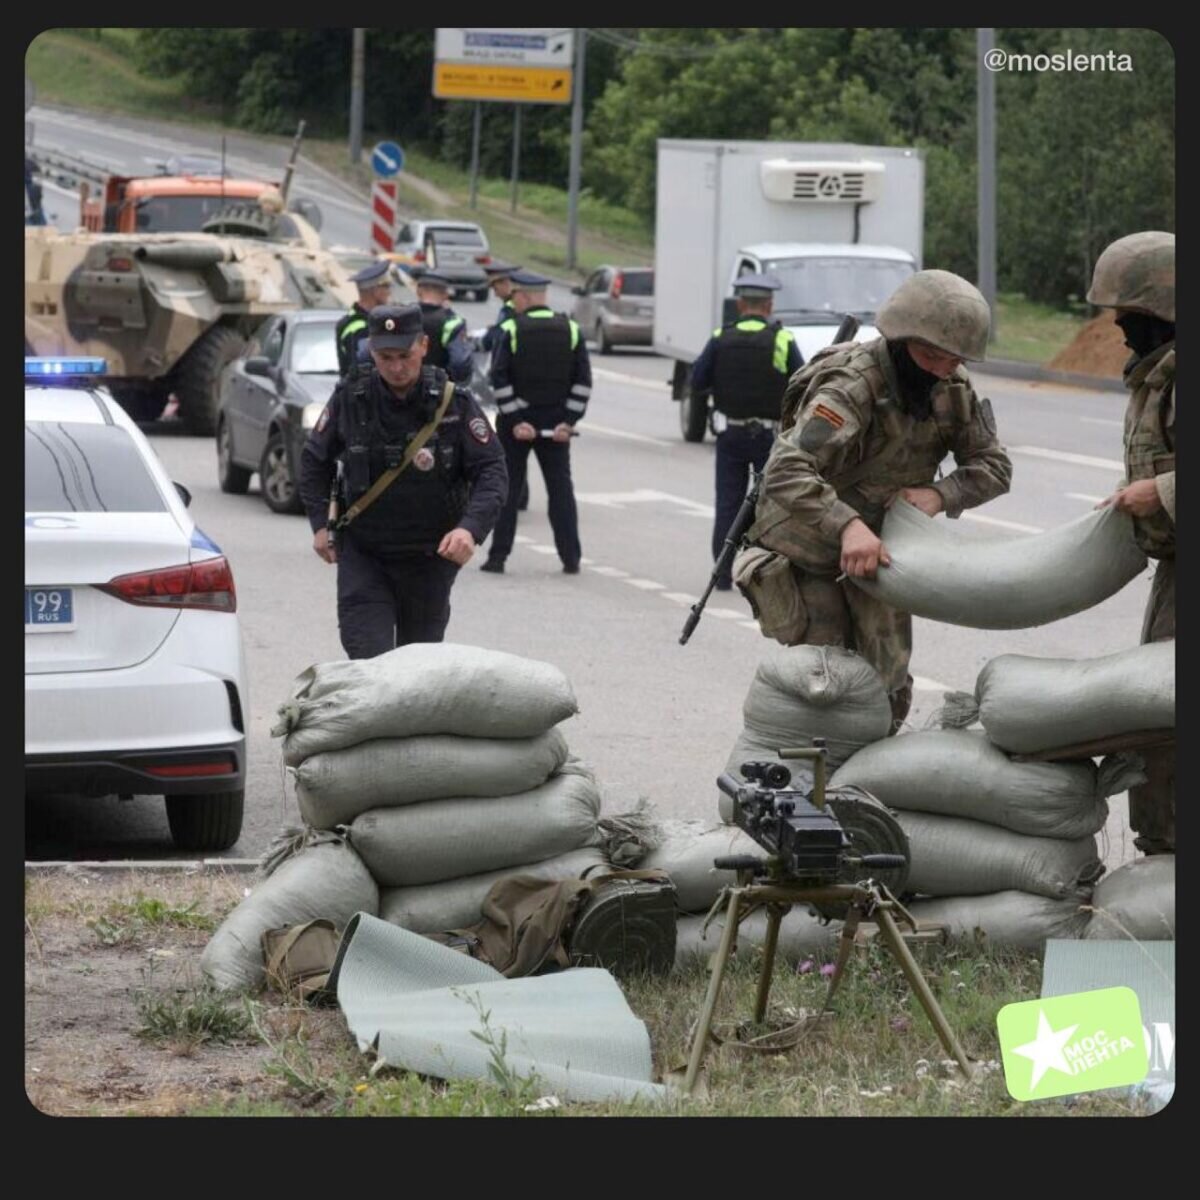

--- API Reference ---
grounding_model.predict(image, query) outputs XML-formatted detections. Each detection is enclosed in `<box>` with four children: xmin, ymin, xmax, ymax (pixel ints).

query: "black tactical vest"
<box><xmin>712</xmin><ymin>319</ymin><xmax>788</xmax><ymax>420</ymax></box>
<box><xmin>510</xmin><ymin>312</ymin><xmax>574</xmax><ymax>408</ymax></box>
<box><xmin>338</xmin><ymin>367</ymin><xmax>467</xmax><ymax>555</ymax></box>
<box><xmin>419</xmin><ymin>304</ymin><xmax>460</xmax><ymax>373</ymax></box>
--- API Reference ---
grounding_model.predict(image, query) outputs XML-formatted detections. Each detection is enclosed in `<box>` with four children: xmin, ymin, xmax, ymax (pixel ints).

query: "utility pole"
<box><xmin>469</xmin><ymin>102</ymin><xmax>482</xmax><ymax>209</ymax></box>
<box><xmin>349</xmin><ymin>27</ymin><xmax>365</xmax><ymax>165</ymax></box>
<box><xmin>977</xmin><ymin>28</ymin><xmax>997</xmax><ymax>341</ymax></box>
<box><xmin>566</xmin><ymin>27</ymin><xmax>587</xmax><ymax>271</ymax></box>
<box><xmin>510</xmin><ymin>104</ymin><xmax>522</xmax><ymax>214</ymax></box>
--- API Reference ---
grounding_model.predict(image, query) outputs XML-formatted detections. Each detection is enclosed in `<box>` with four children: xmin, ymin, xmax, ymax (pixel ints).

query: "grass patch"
<box><xmin>992</xmin><ymin>293</ymin><xmax>1090</xmax><ymax>364</ymax></box>
<box><xmin>134</xmin><ymin>973</ymin><xmax>252</xmax><ymax>1050</ymax></box>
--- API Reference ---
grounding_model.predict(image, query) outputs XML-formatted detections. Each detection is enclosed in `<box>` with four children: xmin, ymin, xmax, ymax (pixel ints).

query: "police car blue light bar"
<box><xmin>24</xmin><ymin>356</ymin><xmax>109</xmax><ymax>377</ymax></box>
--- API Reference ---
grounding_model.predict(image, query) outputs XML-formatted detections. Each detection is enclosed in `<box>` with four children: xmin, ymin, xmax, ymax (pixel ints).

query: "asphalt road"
<box><xmin>24</xmin><ymin>108</ymin><xmax>1148</xmax><ymax>871</ymax></box>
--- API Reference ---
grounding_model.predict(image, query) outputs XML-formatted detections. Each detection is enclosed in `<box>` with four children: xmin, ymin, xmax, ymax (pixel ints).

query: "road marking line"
<box><xmin>739</xmin><ymin>621</ymin><xmax>761</xmax><ymax>631</ymax></box>
<box><xmin>662</xmin><ymin>592</ymin><xmax>699</xmax><ymax>604</ymax></box>
<box><xmin>913</xmin><ymin>676</ymin><xmax>952</xmax><ymax>693</ymax></box>
<box><xmin>583</xmin><ymin>422</ymin><xmax>676</xmax><ymax>447</ymax></box>
<box><xmin>579</xmin><ymin>557</ymin><xmax>596</xmax><ymax>565</ymax></box>
<box><xmin>624</xmin><ymin>578</ymin><xmax>665</xmax><ymax>590</ymax></box>
<box><xmin>588</xmin><ymin>565</ymin><xmax>629</xmax><ymax>578</ymax></box>
<box><xmin>528</xmin><ymin>545</ymin><xmax>557</xmax><ymax>555</ymax></box>
<box><xmin>960</xmin><ymin>512</ymin><xmax>1044</xmax><ymax>534</ymax></box>
<box><xmin>704</xmin><ymin>607</ymin><xmax>749</xmax><ymax>620</ymax></box>
<box><xmin>592</xmin><ymin>367</ymin><xmax>667</xmax><ymax>392</ymax></box>
<box><xmin>1010</xmin><ymin>445</ymin><xmax>1124</xmax><ymax>471</ymax></box>
<box><xmin>1067</xmin><ymin>492</ymin><xmax>1106</xmax><ymax>504</ymax></box>
<box><xmin>1079</xmin><ymin>416</ymin><xmax>1123</xmax><ymax>427</ymax></box>
<box><xmin>514</xmin><ymin>535</ymin><xmax>535</xmax><ymax>544</ymax></box>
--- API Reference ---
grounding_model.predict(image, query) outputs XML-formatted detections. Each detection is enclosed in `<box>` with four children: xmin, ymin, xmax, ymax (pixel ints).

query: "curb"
<box><xmin>25</xmin><ymin>859</ymin><xmax>260</xmax><ymax>874</ymax></box>
<box><xmin>974</xmin><ymin>359</ymin><xmax>1125</xmax><ymax>393</ymax></box>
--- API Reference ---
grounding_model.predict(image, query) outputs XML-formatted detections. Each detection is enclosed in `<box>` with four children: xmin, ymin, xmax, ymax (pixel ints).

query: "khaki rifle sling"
<box><xmin>336</xmin><ymin>379</ymin><xmax>456</xmax><ymax>530</ymax></box>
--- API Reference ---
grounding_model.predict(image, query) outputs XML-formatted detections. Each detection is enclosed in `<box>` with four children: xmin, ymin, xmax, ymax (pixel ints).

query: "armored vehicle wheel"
<box><xmin>217</xmin><ymin>417</ymin><xmax>252</xmax><ymax>494</ymax></box>
<box><xmin>260</xmin><ymin>430</ymin><xmax>304</xmax><ymax>515</ymax></box>
<box><xmin>679</xmin><ymin>387</ymin><xmax>708</xmax><ymax>442</ymax></box>
<box><xmin>175</xmin><ymin>326</ymin><xmax>249</xmax><ymax>437</ymax></box>
<box><xmin>165</xmin><ymin>790</ymin><xmax>244</xmax><ymax>852</ymax></box>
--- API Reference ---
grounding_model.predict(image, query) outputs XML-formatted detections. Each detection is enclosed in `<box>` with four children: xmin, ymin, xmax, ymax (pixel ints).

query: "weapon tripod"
<box><xmin>682</xmin><ymin>867</ymin><xmax>976</xmax><ymax>1095</ymax></box>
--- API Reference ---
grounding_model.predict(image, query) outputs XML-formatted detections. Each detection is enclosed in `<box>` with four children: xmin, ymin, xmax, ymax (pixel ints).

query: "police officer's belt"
<box><xmin>725</xmin><ymin>417</ymin><xmax>779</xmax><ymax>431</ymax></box>
<box><xmin>333</xmin><ymin>380</ymin><xmax>456</xmax><ymax>532</ymax></box>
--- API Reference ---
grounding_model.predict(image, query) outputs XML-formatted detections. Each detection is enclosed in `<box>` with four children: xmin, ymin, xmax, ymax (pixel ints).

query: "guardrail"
<box><xmin>27</xmin><ymin>146</ymin><xmax>109</xmax><ymax>189</ymax></box>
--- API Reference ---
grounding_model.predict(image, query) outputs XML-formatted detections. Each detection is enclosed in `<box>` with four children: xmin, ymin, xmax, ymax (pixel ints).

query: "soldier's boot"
<box><xmin>1130</xmin><ymin>745</ymin><xmax>1175</xmax><ymax>856</ymax></box>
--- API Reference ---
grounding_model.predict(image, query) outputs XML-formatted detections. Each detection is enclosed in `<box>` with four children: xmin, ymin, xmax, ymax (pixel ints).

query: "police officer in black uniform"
<box><xmin>335</xmin><ymin>260</ymin><xmax>393</xmax><ymax>378</ymax></box>
<box><xmin>300</xmin><ymin>304</ymin><xmax>508</xmax><ymax>658</ymax></box>
<box><xmin>691</xmin><ymin>272</ymin><xmax>804</xmax><ymax>589</ymax></box>
<box><xmin>480</xmin><ymin>261</ymin><xmax>522</xmax><ymax>358</ymax></box>
<box><xmin>412</xmin><ymin>270</ymin><xmax>474</xmax><ymax>385</ymax></box>
<box><xmin>483</xmin><ymin>270</ymin><xmax>591</xmax><ymax>574</ymax></box>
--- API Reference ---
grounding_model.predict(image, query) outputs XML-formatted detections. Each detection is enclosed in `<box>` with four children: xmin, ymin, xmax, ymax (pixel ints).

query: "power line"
<box><xmin>585</xmin><ymin>28</ymin><xmax>769</xmax><ymax>60</ymax></box>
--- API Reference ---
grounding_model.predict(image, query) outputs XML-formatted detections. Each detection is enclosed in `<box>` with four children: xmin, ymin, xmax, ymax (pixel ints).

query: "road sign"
<box><xmin>371</xmin><ymin>141</ymin><xmax>404</xmax><ymax>178</ymax></box>
<box><xmin>434</xmin><ymin>28</ymin><xmax>574</xmax><ymax>105</ymax></box>
<box><xmin>370</xmin><ymin>180</ymin><xmax>398</xmax><ymax>253</ymax></box>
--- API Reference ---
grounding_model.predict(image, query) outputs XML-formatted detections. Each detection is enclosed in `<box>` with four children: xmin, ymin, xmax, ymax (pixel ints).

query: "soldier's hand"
<box><xmin>438</xmin><ymin>527</ymin><xmax>476</xmax><ymax>566</ymax></box>
<box><xmin>513</xmin><ymin>422</ymin><xmax>537</xmax><ymax>442</ymax></box>
<box><xmin>892</xmin><ymin>486</ymin><xmax>944</xmax><ymax>517</ymax></box>
<box><xmin>314</xmin><ymin>527</ymin><xmax>337</xmax><ymax>564</ymax></box>
<box><xmin>1098</xmin><ymin>479</ymin><xmax>1162</xmax><ymax>518</ymax></box>
<box><xmin>840</xmin><ymin>518</ymin><xmax>891</xmax><ymax>579</ymax></box>
<box><xmin>551</xmin><ymin>422</ymin><xmax>572</xmax><ymax>443</ymax></box>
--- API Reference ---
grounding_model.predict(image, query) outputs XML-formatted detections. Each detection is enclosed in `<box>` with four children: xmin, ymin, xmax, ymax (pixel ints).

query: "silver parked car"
<box><xmin>570</xmin><ymin>266</ymin><xmax>654</xmax><ymax>353</ymax></box>
<box><xmin>389</xmin><ymin>220</ymin><xmax>492</xmax><ymax>300</ymax></box>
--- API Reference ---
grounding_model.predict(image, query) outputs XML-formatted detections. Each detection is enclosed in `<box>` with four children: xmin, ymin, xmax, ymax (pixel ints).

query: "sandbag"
<box><xmin>640</xmin><ymin>822</ymin><xmax>763</xmax><ymax>912</ymax></box>
<box><xmin>294</xmin><ymin>728</ymin><xmax>570</xmax><ymax>829</ymax></box>
<box><xmin>905</xmin><ymin>891</ymin><xmax>1090</xmax><ymax>949</ymax></box>
<box><xmin>850</xmin><ymin>499</ymin><xmax>1147</xmax><ymax>629</ymax></box>
<box><xmin>273</xmin><ymin>643</ymin><xmax>578</xmax><ymax>766</ymax></box>
<box><xmin>675</xmin><ymin>908</ymin><xmax>839</xmax><ymax>968</ymax></box>
<box><xmin>941</xmin><ymin>643</ymin><xmax>1175</xmax><ymax>754</ymax></box>
<box><xmin>896</xmin><ymin>810</ymin><xmax>1103</xmax><ymax>900</ymax></box>
<box><xmin>728</xmin><ymin>646</ymin><xmax>892</xmax><ymax>781</ymax></box>
<box><xmin>200</xmin><ymin>841</ymin><xmax>379</xmax><ymax>992</ymax></box>
<box><xmin>1084</xmin><ymin>855</ymin><xmax>1175</xmax><ymax>940</ymax></box>
<box><xmin>379</xmin><ymin>847</ymin><xmax>608</xmax><ymax>934</ymax></box>
<box><xmin>348</xmin><ymin>763</ymin><xmax>602</xmax><ymax>887</ymax></box>
<box><xmin>830</xmin><ymin>730</ymin><xmax>1137</xmax><ymax>840</ymax></box>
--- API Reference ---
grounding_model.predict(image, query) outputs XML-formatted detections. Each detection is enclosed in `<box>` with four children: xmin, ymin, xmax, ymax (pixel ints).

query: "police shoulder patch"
<box><xmin>468</xmin><ymin>416</ymin><xmax>492</xmax><ymax>444</ymax></box>
<box><xmin>314</xmin><ymin>405</ymin><xmax>331</xmax><ymax>434</ymax></box>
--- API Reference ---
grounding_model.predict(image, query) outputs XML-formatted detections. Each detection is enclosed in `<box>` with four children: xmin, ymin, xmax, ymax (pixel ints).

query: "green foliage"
<box><xmin>134</xmin><ymin>975</ymin><xmax>251</xmax><ymax>1048</ymax></box>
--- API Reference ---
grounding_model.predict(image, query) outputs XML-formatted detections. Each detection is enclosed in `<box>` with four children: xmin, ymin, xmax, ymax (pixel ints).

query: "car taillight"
<box><xmin>97</xmin><ymin>556</ymin><xmax>237</xmax><ymax>613</ymax></box>
<box><xmin>107</xmin><ymin>257</ymin><xmax>133</xmax><ymax>272</ymax></box>
<box><xmin>475</xmin><ymin>254</ymin><xmax>491</xmax><ymax>264</ymax></box>
<box><xmin>412</xmin><ymin>250</ymin><xmax>426</xmax><ymax>262</ymax></box>
<box><xmin>612</xmin><ymin>271</ymin><xmax>624</xmax><ymax>298</ymax></box>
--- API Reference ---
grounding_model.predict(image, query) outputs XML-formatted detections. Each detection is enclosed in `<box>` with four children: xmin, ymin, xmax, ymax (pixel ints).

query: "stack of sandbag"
<box><xmin>721</xmin><ymin>645</ymin><xmax>892</xmax><ymax>816</ymax></box>
<box><xmin>829</xmin><ymin>729</ymin><xmax>1143</xmax><ymax>948</ymax></box>
<box><xmin>639</xmin><ymin>820</ymin><xmax>840</xmax><ymax>968</ymax></box>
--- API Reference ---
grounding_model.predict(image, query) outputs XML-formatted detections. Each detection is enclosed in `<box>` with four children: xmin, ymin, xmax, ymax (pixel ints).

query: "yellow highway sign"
<box><xmin>433</xmin><ymin>62</ymin><xmax>572</xmax><ymax>104</ymax></box>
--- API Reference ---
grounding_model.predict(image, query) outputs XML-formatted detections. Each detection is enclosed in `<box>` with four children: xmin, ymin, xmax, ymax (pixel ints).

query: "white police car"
<box><xmin>25</xmin><ymin>358</ymin><xmax>247</xmax><ymax>851</ymax></box>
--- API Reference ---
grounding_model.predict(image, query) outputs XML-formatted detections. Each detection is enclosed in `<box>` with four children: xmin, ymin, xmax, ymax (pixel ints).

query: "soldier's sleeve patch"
<box><xmin>468</xmin><ymin>416</ymin><xmax>492</xmax><ymax>444</ymax></box>
<box><xmin>811</xmin><ymin>403</ymin><xmax>846</xmax><ymax>429</ymax></box>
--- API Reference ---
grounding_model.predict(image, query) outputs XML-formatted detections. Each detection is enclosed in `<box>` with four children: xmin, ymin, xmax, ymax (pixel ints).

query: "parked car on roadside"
<box><xmin>387</xmin><ymin>219</ymin><xmax>492</xmax><ymax>300</ymax></box>
<box><xmin>570</xmin><ymin>266</ymin><xmax>655</xmax><ymax>353</ymax></box>
<box><xmin>25</xmin><ymin>357</ymin><xmax>247</xmax><ymax>852</ymax></box>
<box><xmin>215</xmin><ymin>310</ymin><xmax>343</xmax><ymax>515</ymax></box>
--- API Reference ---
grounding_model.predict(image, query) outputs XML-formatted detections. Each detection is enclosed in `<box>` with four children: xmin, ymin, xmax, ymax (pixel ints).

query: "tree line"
<box><xmin>131</xmin><ymin>27</ymin><xmax>1174</xmax><ymax>303</ymax></box>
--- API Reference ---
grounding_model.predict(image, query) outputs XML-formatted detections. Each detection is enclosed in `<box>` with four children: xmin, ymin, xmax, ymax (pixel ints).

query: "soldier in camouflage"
<box><xmin>744</xmin><ymin>269</ymin><xmax>1013</xmax><ymax>728</ymax></box>
<box><xmin>1088</xmin><ymin>231</ymin><xmax>1175</xmax><ymax>855</ymax></box>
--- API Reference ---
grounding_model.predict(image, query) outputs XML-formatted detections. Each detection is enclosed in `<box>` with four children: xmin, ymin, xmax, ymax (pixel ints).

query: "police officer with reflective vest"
<box><xmin>691</xmin><ymin>273</ymin><xmax>804</xmax><ymax>589</ymax></box>
<box><xmin>480</xmin><ymin>261</ymin><xmax>522</xmax><ymax>358</ymax></box>
<box><xmin>335</xmin><ymin>260</ymin><xmax>393</xmax><ymax>378</ymax></box>
<box><xmin>299</xmin><ymin>305</ymin><xmax>508</xmax><ymax>658</ymax></box>
<box><xmin>413</xmin><ymin>270</ymin><xmax>474</xmax><ymax>385</ymax></box>
<box><xmin>483</xmin><ymin>270</ymin><xmax>591</xmax><ymax>574</ymax></box>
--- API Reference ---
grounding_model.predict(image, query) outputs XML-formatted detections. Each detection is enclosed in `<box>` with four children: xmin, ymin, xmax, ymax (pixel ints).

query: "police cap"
<box><xmin>350</xmin><ymin>260</ymin><xmax>391</xmax><ymax>286</ymax></box>
<box><xmin>368</xmin><ymin>304</ymin><xmax>424</xmax><ymax>350</ymax></box>
<box><xmin>414</xmin><ymin>270</ymin><xmax>452</xmax><ymax>291</ymax></box>
<box><xmin>509</xmin><ymin>269</ymin><xmax>552</xmax><ymax>291</ymax></box>
<box><xmin>732</xmin><ymin>271</ymin><xmax>782</xmax><ymax>300</ymax></box>
<box><xmin>484</xmin><ymin>260</ymin><xmax>522</xmax><ymax>280</ymax></box>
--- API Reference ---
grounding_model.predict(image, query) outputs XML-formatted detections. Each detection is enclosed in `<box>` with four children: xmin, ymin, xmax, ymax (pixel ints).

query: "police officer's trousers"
<box><xmin>713</xmin><ymin>425</ymin><xmax>775</xmax><ymax>585</ymax></box>
<box><xmin>489</xmin><ymin>429</ymin><xmax>581</xmax><ymax>568</ymax></box>
<box><xmin>336</xmin><ymin>534</ymin><xmax>460</xmax><ymax>659</ymax></box>
<box><xmin>1130</xmin><ymin>557</ymin><xmax>1175</xmax><ymax>854</ymax></box>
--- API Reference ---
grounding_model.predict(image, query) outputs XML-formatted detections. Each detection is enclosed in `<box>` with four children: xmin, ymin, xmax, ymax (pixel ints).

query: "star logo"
<box><xmin>1011</xmin><ymin>1010</ymin><xmax>1079</xmax><ymax>1090</ymax></box>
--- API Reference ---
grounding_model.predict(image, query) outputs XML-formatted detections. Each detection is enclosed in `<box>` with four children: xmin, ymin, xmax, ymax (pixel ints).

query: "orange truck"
<box><xmin>81</xmin><ymin>174</ymin><xmax>275</xmax><ymax>234</ymax></box>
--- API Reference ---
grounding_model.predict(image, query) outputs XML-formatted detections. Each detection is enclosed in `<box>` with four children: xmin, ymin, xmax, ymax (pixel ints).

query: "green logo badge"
<box><xmin>997</xmin><ymin>986</ymin><xmax>1148</xmax><ymax>1101</ymax></box>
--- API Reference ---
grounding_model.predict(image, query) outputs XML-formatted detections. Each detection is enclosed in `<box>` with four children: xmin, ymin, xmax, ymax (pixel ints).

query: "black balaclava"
<box><xmin>1115</xmin><ymin>311</ymin><xmax>1175</xmax><ymax>361</ymax></box>
<box><xmin>886</xmin><ymin>340</ymin><xmax>941</xmax><ymax>421</ymax></box>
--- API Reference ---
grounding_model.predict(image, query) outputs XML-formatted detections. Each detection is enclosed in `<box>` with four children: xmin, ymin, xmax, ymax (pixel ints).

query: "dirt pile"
<box><xmin>1048</xmin><ymin>313</ymin><xmax>1130</xmax><ymax>378</ymax></box>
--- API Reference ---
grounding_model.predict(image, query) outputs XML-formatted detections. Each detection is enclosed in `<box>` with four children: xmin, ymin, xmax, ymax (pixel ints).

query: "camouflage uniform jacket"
<box><xmin>750</xmin><ymin>337</ymin><xmax>1013</xmax><ymax>573</ymax></box>
<box><xmin>1121</xmin><ymin>341</ymin><xmax>1175</xmax><ymax>558</ymax></box>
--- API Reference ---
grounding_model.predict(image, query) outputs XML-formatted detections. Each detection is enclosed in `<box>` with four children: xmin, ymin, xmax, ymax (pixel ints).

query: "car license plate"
<box><xmin>25</xmin><ymin>587</ymin><xmax>74</xmax><ymax>632</ymax></box>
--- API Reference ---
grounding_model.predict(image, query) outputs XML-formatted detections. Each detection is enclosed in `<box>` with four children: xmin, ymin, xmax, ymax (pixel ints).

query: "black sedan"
<box><xmin>215</xmin><ymin>310</ymin><xmax>342</xmax><ymax>514</ymax></box>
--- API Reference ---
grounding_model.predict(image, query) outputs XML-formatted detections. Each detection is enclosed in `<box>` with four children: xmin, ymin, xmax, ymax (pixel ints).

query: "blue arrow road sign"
<box><xmin>371</xmin><ymin>141</ymin><xmax>404</xmax><ymax>178</ymax></box>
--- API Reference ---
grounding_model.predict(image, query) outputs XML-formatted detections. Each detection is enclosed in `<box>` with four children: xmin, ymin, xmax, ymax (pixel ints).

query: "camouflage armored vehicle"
<box><xmin>24</xmin><ymin>211</ymin><xmax>359</xmax><ymax>435</ymax></box>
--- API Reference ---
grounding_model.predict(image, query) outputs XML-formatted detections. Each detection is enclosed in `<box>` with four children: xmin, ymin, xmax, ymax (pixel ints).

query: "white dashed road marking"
<box><xmin>583</xmin><ymin>422</ymin><xmax>675</xmax><ymax>447</ymax></box>
<box><xmin>1066</xmin><ymin>492</ymin><xmax>1106</xmax><ymax>504</ymax></box>
<box><xmin>624</xmin><ymin>578</ymin><xmax>665</xmax><ymax>590</ymax></box>
<box><xmin>588</xmin><ymin>565</ymin><xmax>630</xmax><ymax>578</ymax></box>
<box><xmin>1010</xmin><ymin>445</ymin><xmax>1123</xmax><ymax>472</ymax></box>
<box><xmin>960</xmin><ymin>512</ymin><xmax>1044</xmax><ymax>534</ymax></box>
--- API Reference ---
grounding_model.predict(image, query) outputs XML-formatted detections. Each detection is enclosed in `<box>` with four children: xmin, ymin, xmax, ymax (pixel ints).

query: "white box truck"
<box><xmin>654</xmin><ymin>139</ymin><xmax>925</xmax><ymax>440</ymax></box>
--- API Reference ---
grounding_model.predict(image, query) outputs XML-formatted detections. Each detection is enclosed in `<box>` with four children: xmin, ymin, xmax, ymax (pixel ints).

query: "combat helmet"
<box><xmin>876</xmin><ymin>269</ymin><xmax>991</xmax><ymax>361</ymax></box>
<box><xmin>1086</xmin><ymin>231</ymin><xmax>1175</xmax><ymax>322</ymax></box>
